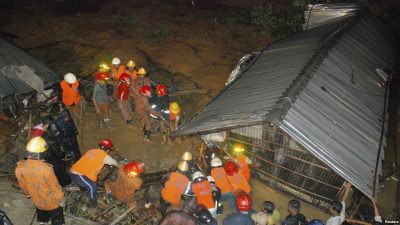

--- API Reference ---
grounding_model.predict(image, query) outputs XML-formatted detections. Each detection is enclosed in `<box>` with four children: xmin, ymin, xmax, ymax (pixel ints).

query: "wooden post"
<box><xmin>109</xmin><ymin>206</ymin><xmax>136</xmax><ymax>225</ymax></box>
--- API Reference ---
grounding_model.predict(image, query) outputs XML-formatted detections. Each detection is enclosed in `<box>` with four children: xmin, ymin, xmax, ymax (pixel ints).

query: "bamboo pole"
<box><xmin>229</xmin><ymin>136</ymin><xmax>308</xmax><ymax>153</ymax></box>
<box><xmin>344</xmin><ymin>218</ymin><xmax>371</xmax><ymax>225</ymax></box>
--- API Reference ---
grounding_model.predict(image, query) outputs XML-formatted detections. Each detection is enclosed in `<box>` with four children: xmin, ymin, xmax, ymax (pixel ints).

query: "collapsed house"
<box><xmin>174</xmin><ymin>5</ymin><xmax>398</xmax><ymax>209</ymax></box>
<box><xmin>0</xmin><ymin>37</ymin><xmax>61</xmax><ymax>119</ymax></box>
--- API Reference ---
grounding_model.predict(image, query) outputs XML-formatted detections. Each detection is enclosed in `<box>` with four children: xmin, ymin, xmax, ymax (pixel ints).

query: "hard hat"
<box><xmin>170</xmin><ymin>102</ymin><xmax>181</xmax><ymax>114</ymax></box>
<box><xmin>210</xmin><ymin>157</ymin><xmax>223</xmax><ymax>167</ymax></box>
<box><xmin>127</xmin><ymin>60</ymin><xmax>136</xmax><ymax>68</ymax></box>
<box><xmin>232</xmin><ymin>143</ymin><xmax>245</xmax><ymax>154</ymax></box>
<box><xmin>177</xmin><ymin>161</ymin><xmax>189</xmax><ymax>172</ymax></box>
<box><xmin>99</xmin><ymin>63</ymin><xmax>110</xmax><ymax>72</ymax></box>
<box><xmin>112</xmin><ymin>57</ymin><xmax>121</xmax><ymax>65</ymax></box>
<box><xmin>156</xmin><ymin>84</ymin><xmax>168</xmax><ymax>97</ymax></box>
<box><xmin>306</xmin><ymin>219</ymin><xmax>324</xmax><ymax>225</ymax></box>
<box><xmin>196</xmin><ymin>204</ymin><xmax>212</xmax><ymax>224</ymax></box>
<box><xmin>139</xmin><ymin>85</ymin><xmax>152</xmax><ymax>96</ymax></box>
<box><xmin>26</xmin><ymin>137</ymin><xmax>48</xmax><ymax>153</ymax></box>
<box><xmin>182</xmin><ymin>151</ymin><xmax>193</xmax><ymax>161</ymax></box>
<box><xmin>99</xmin><ymin>138</ymin><xmax>114</xmax><ymax>151</ymax></box>
<box><xmin>235</xmin><ymin>191</ymin><xmax>252</xmax><ymax>212</ymax></box>
<box><xmin>191</xmin><ymin>171</ymin><xmax>206</xmax><ymax>183</ymax></box>
<box><xmin>124</xmin><ymin>161</ymin><xmax>145</xmax><ymax>178</ymax></box>
<box><xmin>137</xmin><ymin>67</ymin><xmax>147</xmax><ymax>75</ymax></box>
<box><xmin>224</xmin><ymin>160</ymin><xmax>238</xmax><ymax>176</ymax></box>
<box><xmin>64</xmin><ymin>73</ymin><xmax>77</xmax><ymax>84</ymax></box>
<box><xmin>96</xmin><ymin>72</ymin><xmax>110</xmax><ymax>81</ymax></box>
<box><xmin>119</xmin><ymin>73</ymin><xmax>130</xmax><ymax>84</ymax></box>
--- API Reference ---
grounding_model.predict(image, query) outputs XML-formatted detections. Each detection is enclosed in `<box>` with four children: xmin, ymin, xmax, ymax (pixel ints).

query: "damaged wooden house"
<box><xmin>174</xmin><ymin>5</ymin><xmax>398</xmax><ymax>210</ymax></box>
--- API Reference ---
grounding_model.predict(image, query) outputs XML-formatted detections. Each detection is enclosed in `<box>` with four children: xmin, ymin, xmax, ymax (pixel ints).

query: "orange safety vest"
<box><xmin>125</xmin><ymin>68</ymin><xmax>138</xmax><ymax>81</ymax></box>
<box><xmin>15</xmin><ymin>159</ymin><xmax>64</xmax><ymax>211</ymax></box>
<box><xmin>192</xmin><ymin>180</ymin><xmax>214</xmax><ymax>209</ymax></box>
<box><xmin>60</xmin><ymin>80</ymin><xmax>80</xmax><ymax>106</ymax></box>
<box><xmin>237</xmin><ymin>155</ymin><xmax>251</xmax><ymax>181</ymax></box>
<box><xmin>161</xmin><ymin>172</ymin><xmax>189</xmax><ymax>206</ymax></box>
<box><xmin>170</xmin><ymin>111</ymin><xmax>181</xmax><ymax>121</ymax></box>
<box><xmin>112</xmin><ymin>65</ymin><xmax>126</xmax><ymax>81</ymax></box>
<box><xmin>71</xmin><ymin>149</ymin><xmax>107</xmax><ymax>182</ymax></box>
<box><xmin>227</xmin><ymin>170</ymin><xmax>251</xmax><ymax>194</ymax></box>
<box><xmin>211</xmin><ymin>167</ymin><xmax>233</xmax><ymax>194</ymax></box>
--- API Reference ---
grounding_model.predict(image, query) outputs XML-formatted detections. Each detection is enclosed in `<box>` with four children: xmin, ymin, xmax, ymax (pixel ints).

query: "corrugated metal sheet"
<box><xmin>175</xmin><ymin>18</ymin><xmax>347</xmax><ymax>136</ymax></box>
<box><xmin>231</xmin><ymin>125</ymin><xmax>263</xmax><ymax>139</ymax></box>
<box><xmin>304</xmin><ymin>3</ymin><xmax>359</xmax><ymax>30</ymax></box>
<box><xmin>0</xmin><ymin>38</ymin><xmax>60</xmax><ymax>97</ymax></box>
<box><xmin>175</xmin><ymin>9</ymin><xmax>398</xmax><ymax>198</ymax></box>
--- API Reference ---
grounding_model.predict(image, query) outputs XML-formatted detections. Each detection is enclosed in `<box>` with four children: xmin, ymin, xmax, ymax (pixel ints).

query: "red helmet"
<box><xmin>99</xmin><ymin>138</ymin><xmax>113</xmax><ymax>151</ymax></box>
<box><xmin>119</xmin><ymin>73</ymin><xmax>130</xmax><ymax>84</ymax></box>
<box><xmin>124</xmin><ymin>161</ymin><xmax>145</xmax><ymax>178</ymax></box>
<box><xmin>156</xmin><ymin>84</ymin><xmax>168</xmax><ymax>97</ymax></box>
<box><xmin>224</xmin><ymin>160</ymin><xmax>238</xmax><ymax>176</ymax></box>
<box><xmin>140</xmin><ymin>85</ymin><xmax>152</xmax><ymax>96</ymax></box>
<box><xmin>96</xmin><ymin>72</ymin><xmax>110</xmax><ymax>81</ymax></box>
<box><xmin>235</xmin><ymin>191</ymin><xmax>252</xmax><ymax>212</ymax></box>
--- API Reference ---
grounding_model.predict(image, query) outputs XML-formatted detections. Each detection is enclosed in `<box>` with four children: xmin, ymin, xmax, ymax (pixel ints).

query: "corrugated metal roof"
<box><xmin>175</xmin><ymin>9</ymin><xmax>398</xmax><ymax>197</ymax></box>
<box><xmin>0</xmin><ymin>38</ymin><xmax>60</xmax><ymax>97</ymax></box>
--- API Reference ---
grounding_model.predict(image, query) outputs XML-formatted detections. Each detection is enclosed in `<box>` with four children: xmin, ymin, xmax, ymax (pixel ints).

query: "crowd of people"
<box><xmin>11</xmin><ymin>59</ymin><xmax>387</xmax><ymax>225</ymax></box>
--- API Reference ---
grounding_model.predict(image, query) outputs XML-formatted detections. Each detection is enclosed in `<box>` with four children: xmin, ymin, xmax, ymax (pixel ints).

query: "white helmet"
<box><xmin>211</xmin><ymin>157</ymin><xmax>223</xmax><ymax>167</ymax></box>
<box><xmin>112</xmin><ymin>57</ymin><xmax>121</xmax><ymax>65</ymax></box>
<box><xmin>64</xmin><ymin>73</ymin><xmax>77</xmax><ymax>84</ymax></box>
<box><xmin>191</xmin><ymin>171</ymin><xmax>205</xmax><ymax>182</ymax></box>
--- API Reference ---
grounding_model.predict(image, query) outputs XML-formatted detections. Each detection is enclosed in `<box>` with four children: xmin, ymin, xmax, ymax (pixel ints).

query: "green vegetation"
<box><xmin>142</xmin><ymin>27</ymin><xmax>174</xmax><ymax>41</ymax></box>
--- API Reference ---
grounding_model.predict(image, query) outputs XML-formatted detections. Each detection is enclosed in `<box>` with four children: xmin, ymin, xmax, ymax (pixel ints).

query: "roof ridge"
<box><xmin>264</xmin><ymin>10</ymin><xmax>363</xmax><ymax>125</ymax></box>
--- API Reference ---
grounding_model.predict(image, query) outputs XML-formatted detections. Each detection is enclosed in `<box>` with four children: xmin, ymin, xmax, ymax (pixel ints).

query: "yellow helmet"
<box><xmin>232</xmin><ymin>143</ymin><xmax>245</xmax><ymax>155</ymax></box>
<box><xmin>127</xmin><ymin>60</ymin><xmax>136</xmax><ymax>68</ymax></box>
<box><xmin>177</xmin><ymin>161</ymin><xmax>189</xmax><ymax>172</ymax></box>
<box><xmin>182</xmin><ymin>151</ymin><xmax>192</xmax><ymax>161</ymax></box>
<box><xmin>170</xmin><ymin>102</ymin><xmax>181</xmax><ymax>114</ymax></box>
<box><xmin>137</xmin><ymin>67</ymin><xmax>147</xmax><ymax>75</ymax></box>
<box><xmin>99</xmin><ymin>63</ymin><xmax>110</xmax><ymax>72</ymax></box>
<box><xmin>26</xmin><ymin>137</ymin><xmax>48</xmax><ymax>153</ymax></box>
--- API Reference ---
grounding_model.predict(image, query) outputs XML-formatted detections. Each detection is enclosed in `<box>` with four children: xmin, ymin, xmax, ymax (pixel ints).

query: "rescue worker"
<box><xmin>104</xmin><ymin>161</ymin><xmax>144</xmax><ymax>207</ymax></box>
<box><xmin>15</xmin><ymin>137</ymin><xmax>65</xmax><ymax>225</ymax></box>
<box><xmin>149</xmin><ymin>84</ymin><xmax>170</xmax><ymax>141</ymax></box>
<box><xmin>191</xmin><ymin>171</ymin><xmax>215</xmax><ymax>214</ymax></box>
<box><xmin>182</xmin><ymin>151</ymin><xmax>200</xmax><ymax>174</ymax></box>
<box><xmin>139</xmin><ymin>85</ymin><xmax>162</xmax><ymax>141</ymax></box>
<box><xmin>161</xmin><ymin>161</ymin><xmax>190</xmax><ymax>215</ymax></box>
<box><xmin>117</xmin><ymin>73</ymin><xmax>134</xmax><ymax>125</ymax></box>
<box><xmin>93</xmin><ymin>72</ymin><xmax>111</xmax><ymax>128</ymax></box>
<box><xmin>132</xmin><ymin>68</ymin><xmax>151</xmax><ymax>134</ymax></box>
<box><xmin>224</xmin><ymin>160</ymin><xmax>251</xmax><ymax>194</ymax></box>
<box><xmin>222</xmin><ymin>191</ymin><xmax>255</xmax><ymax>225</ymax></box>
<box><xmin>263</xmin><ymin>201</ymin><xmax>281</xmax><ymax>225</ymax></box>
<box><xmin>125</xmin><ymin>60</ymin><xmax>138</xmax><ymax>81</ymax></box>
<box><xmin>111</xmin><ymin>57</ymin><xmax>125</xmax><ymax>99</ymax></box>
<box><xmin>232</xmin><ymin>143</ymin><xmax>252</xmax><ymax>181</ymax></box>
<box><xmin>196</xmin><ymin>204</ymin><xmax>218</xmax><ymax>225</ymax></box>
<box><xmin>169</xmin><ymin>102</ymin><xmax>181</xmax><ymax>132</ymax></box>
<box><xmin>51</xmin><ymin>103</ymin><xmax>81</xmax><ymax>160</ymax></box>
<box><xmin>69</xmin><ymin>138</ymin><xmax>118</xmax><ymax>214</ymax></box>
<box><xmin>60</xmin><ymin>72</ymin><xmax>80</xmax><ymax>116</ymax></box>
<box><xmin>210</xmin><ymin>157</ymin><xmax>235</xmax><ymax>211</ymax></box>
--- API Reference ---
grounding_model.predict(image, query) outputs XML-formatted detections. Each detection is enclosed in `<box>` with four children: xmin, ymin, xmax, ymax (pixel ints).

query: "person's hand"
<box><xmin>343</xmin><ymin>182</ymin><xmax>352</xmax><ymax>189</ymax></box>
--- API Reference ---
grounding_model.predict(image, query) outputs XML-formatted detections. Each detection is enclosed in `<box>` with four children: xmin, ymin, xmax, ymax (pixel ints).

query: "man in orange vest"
<box><xmin>104</xmin><ymin>161</ymin><xmax>144</xmax><ymax>207</ymax></box>
<box><xmin>125</xmin><ymin>60</ymin><xmax>138</xmax><ymax>81</ymax></box>
<box><xmin>60</xmin><ymin>72</ymin><xmax>80</xmax><ymax>116</ymax></box>
<box><xmin>161</xmin><ymin>161</ymin><xmax>190</xmax><ymax>215</ymax></box>
<box><xmin>191</xmin><ymin>171</ymin><xmax>215</xmax><ymax>215</ymax></box>
<box><xmin>15</xmin><ymin>137</ymin><xmax>65</xmax><ymax>225</ymax></box>
<box><xmin>210</xmin><ymin>157</ymin><xmax>236</xmax><ymax>211</ymax></box>
<box><xmin>224</xmin><ymin>160</ymin><xmax>251</xmax><ymax>194</ymax></box>
<box><xmin>69</xmin><ymin>138</ymin><xmax>118</xmax><ymax>214</ymax></box>
<box><xmin>169</xmin><ymin>102</ymin><xmax>181</xmax><ymax>132</ymax></box>
<box><xmin>232</xmin><ymin>143</ymin><xmax>252</xmax><ymax>181</ymax></box>
<box><xmin>111</xmin><ymin>57</ymin><xmax>125</xmax><ymax>99</ymax></box>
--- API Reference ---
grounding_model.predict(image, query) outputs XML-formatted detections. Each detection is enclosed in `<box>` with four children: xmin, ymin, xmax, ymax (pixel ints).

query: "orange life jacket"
<box><xmin>60</xmin><ymin>80</ymin><xmax>80</xmax><ymax>106</ymax></box>
<box><xmin>125</xmin><ymin>68</ymin><xmax>138</xmax><ymax>81</ymax></box>
<box><xmin>161</xmin><ymin>172</ymin><xmax>189</xmax><ymax>205</ymax></box>
<box><xmin>192</xmin><ymin>180</ymin><xmax>214</xmax><ymax>209</ymax></box>
<box><xmin>227</xmin><ymin>170</ymin><xmax>251</xmax><ymax>194</ymax></box>
<box><xmin>170</xmin><ymin>111</ymin><xmax>181</xmax><ymax>121</ymax></box>
<box><xmin>112</xmin><ymin>65</ymin><xmax>125</xmax><ymax>81</ymax></box>
<box><xmin>237</xmin><ymin>155</ymin><xmax>251</xmax><ymax>181</ymax></box>
<box><xmin>15</xmin><ymin>159</ymin><xmax>64</xmax><ymax>211</ymax></box>
<box><xmin>71</xmin><ymin>149</ymin><xmax>107</xmax><ymax>182</ymax></box>
<box><xmin>211</xmin><ymin>167</ymin><xmax>233</xmax><ymax>194</ymax></box>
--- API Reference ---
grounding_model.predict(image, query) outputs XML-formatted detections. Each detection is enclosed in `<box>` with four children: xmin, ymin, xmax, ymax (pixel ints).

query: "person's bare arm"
<box><xmin>341</xmin><ymin>182</ymin><xmax>352</xmax><ymax>202</ymax></box>
<box><xmin>372</xmin><ymin>197</ymin><xmax>380</xmax><ymax>217</ymax></box>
